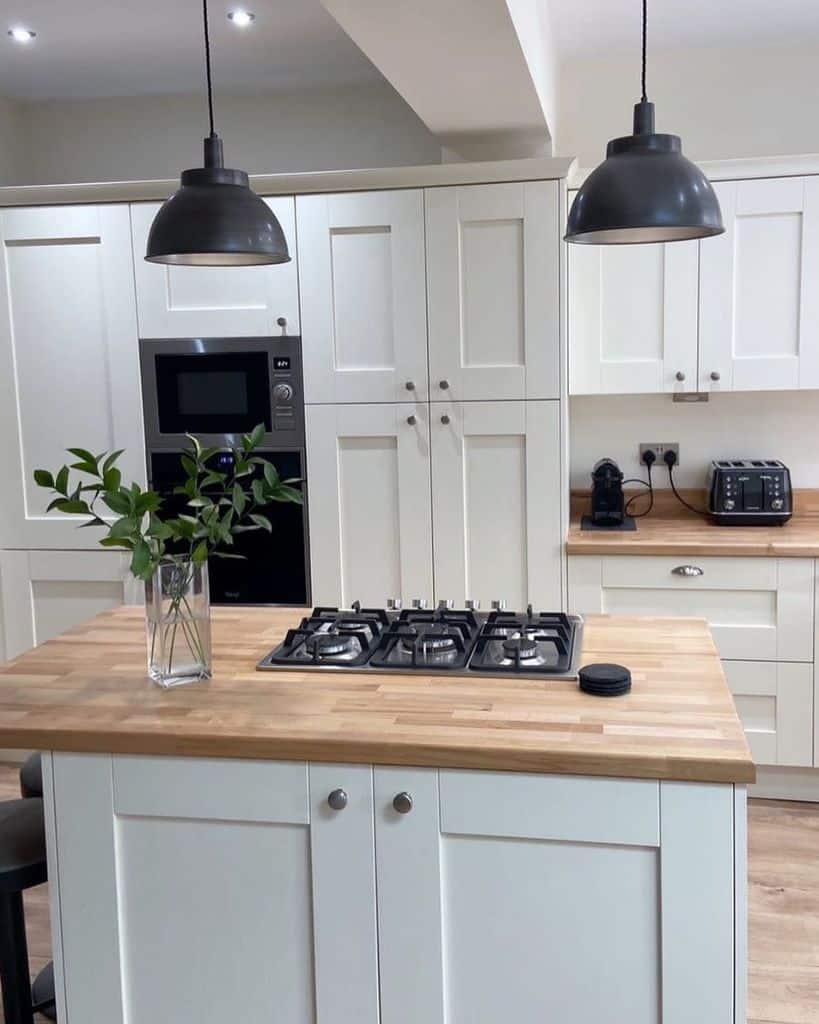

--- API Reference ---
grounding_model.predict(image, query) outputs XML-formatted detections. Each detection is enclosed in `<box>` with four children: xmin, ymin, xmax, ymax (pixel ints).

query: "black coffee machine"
<box><xmin>586</xmin><ymin>458</ymin><xmax>627</xmax><ymax>528</ymax></box>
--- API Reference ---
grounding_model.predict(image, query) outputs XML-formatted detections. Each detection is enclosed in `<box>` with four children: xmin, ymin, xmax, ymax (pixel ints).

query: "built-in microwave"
<box><xmin>138</xmin><ymin>336</ymin><xmax>310</xmax><ymax>606</ymax></box>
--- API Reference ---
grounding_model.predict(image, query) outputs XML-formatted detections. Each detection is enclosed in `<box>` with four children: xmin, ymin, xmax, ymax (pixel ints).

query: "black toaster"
<box><xmin>706</xmin><ymin>460</ymin><xmax>792</xmax><ymax>526</ymax></box>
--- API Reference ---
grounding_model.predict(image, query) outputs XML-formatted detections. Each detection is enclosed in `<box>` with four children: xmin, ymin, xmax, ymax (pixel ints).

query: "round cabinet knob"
<box><xmin>710</xmin><ymin>371</ymin><xmax>721</xmax><ymax>382</ymax></box>
<box><xmin>407</xmin><ymin>414</ymin><xmax>417</xmax><ymax>426</ymax></box>
<box><xmin>771</xmin><ymin>498</ymin><xmax>784</xmax><ymax>511</ymax></box>
<box><xmin>439</xmin><ymin>379</ymin><xmax>450</xmax><ymax>390</ymax></box>
<box><xmin>440</xmin><ymin>414</ymin><xmax>450</xmax><ymax>425</ymax></box>
<box><xmin>405</xmin><ymin>380</ymin><xmax>416</xmax><ymax>391</ymax></box>
<box><xmin>393</xmin><ymin>792</ymin><xmax>413</xmax><ymax>814</ymax></box>
<box><xmin>273</xmin><ymin>382</ymin><xmax>294</xmax><ymax>401</ymax></box>
<box><xmin>675</xmin><ymin>371</ymin><xmax>686</xmax><ymax>382</ymax></box>
<box><xmin>327</xmin><ymin>788</ymin><xmax>348</xmax><ymax>811</ymax></box>
<box><xmin>276</xmin><ymin>316</ymin><xmax>287</xmax><ymax>328</ymax></box>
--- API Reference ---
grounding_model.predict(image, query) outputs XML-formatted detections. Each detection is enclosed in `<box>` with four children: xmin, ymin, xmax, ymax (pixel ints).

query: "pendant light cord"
<box><xmin>202</xmin><ymin>0</ymin><xmax>215</xmax><ymax>136</ymax></box>
<box><xmin>641</xmin><ymin>0</ymin><xmax>647</xmax><ymax>102</ymax></box>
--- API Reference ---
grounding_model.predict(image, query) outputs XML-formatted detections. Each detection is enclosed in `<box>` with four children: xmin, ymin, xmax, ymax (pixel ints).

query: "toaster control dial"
<box><xmin>723</xmin><ymin>499</ymin><xmax>735</xmax><ymax>511</ymax></box>
<box><xmin>771</xmin><ymin>498</ymin><xmax>784</xmax><ymax>511</ymax></box>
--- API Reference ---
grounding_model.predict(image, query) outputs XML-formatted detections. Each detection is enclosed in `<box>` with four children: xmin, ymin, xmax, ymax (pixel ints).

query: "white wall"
<box><xmin>558</xmin><ymin>46</ymin><xmax>819</xmax><ymax>167</ymax></box>
<box><xmin>0</xmin><ymin>97</ymin><xmax>26</xmax><ymax>185</ymax></box>
<box><xmin>14</xmin><ymin>81</ymin><xmax>441</xmax><ymax>185</ymax></box>
<box><xmin>570</xmin><ymin>392</ymin><xmax>819</xmax><ymax>491</ymax></box>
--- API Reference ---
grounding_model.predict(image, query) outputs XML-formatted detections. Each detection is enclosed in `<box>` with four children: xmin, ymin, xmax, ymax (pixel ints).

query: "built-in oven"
<box><xmin>138</xmin><ymin>336</ymin><xmax>309</xmax><ymax>605</ymax></box>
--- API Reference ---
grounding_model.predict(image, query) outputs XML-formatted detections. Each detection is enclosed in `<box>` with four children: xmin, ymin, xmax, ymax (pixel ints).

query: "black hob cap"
<box><xmin>579</xmin><ymin>663</ymin><xmax>632</xmax><ymax>697</ymax></box>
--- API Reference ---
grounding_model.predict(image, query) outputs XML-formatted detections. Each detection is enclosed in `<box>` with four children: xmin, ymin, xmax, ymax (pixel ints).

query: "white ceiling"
<box><xmin>0</xmin><ymin>0</ymin><xmax>382</xmax><ymax>102</ymax></box>
<box><xmin>550</xmin><ymin>0</ymin><xmax>819</xmax><ymax>57</ymax></box>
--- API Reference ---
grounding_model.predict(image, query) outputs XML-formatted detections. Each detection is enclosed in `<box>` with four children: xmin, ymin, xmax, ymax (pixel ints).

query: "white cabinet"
<box><xmin>47</xmin><ymin>754</ymin><xmax>379</xmax><ymax>1024</ymax></box>
<box><xmin>0</xmin><ymin>205</ymin><xmax>145</xmax><ymax>549</ymax></box>
<box><xmin>0</xmin><ymin>550</ymin><xmax>136</xmax><ymax>661</ymax></box>
<box><xmin>431</xmin><ymin>401</ymin><xmax>563</xmax><ymax>609</ymax></box>
<box><xmin>568</xmin><ymin>233</ymin><xmax>699</xmax><ymax>395</ymax></box>
<box><xmin>699</xmin><ymin>177</ymin><xmax>819</xmax><ymax>391</ymax></box>
<box><xmin>305</xmin><ymin>403</ymin><xmax>433</xmax><ymax>607</ymax></box>
<box><xmin>130</xmin><ymin>198</ymin><xmax>300</xmax><ymax>338</ymax></box>
<box><xmin>374</xmin><ymin>767</ymin><xmax>738</xmax><ymax>1024</ymax></box>
<box><xmin>426</xmin><ymin>181</ymin><xmax>560</xmax><ymax>401</ymax></box>
<box><xmin>298</xmin><ymin>190</ymin><xmax>427</xmax><ymax>404</ymax></box>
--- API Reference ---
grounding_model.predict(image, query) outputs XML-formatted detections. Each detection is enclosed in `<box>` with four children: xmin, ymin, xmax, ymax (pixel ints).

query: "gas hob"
<box><xmin>257</xmin><ymin>601</ymin><xmax>584</xmax><ymax>680</ymax></box>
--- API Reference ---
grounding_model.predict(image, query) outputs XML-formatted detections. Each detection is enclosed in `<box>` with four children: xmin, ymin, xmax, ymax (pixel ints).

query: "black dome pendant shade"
<box><xmin>565</xmin><ymin>2</ymin><xmax>723</xmax><ymax>245</ymax></box>
<box><xmin>146</xmin><ymin>1</ymin><xmax>290</xmax><ymax>267</ymax></box>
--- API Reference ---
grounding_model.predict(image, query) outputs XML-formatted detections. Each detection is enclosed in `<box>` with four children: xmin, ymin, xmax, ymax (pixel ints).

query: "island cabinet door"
<box><xmin>297</xmin><ymin>190</ymin><xmax>428</xmax><ymax>404</ymax></box>
<box><xmin>129</xmin><ymin>198</ymin><xmax>300</xmax><ymax>337</ymax></box>
<box><xmin>374</xmin><ymin>769</ymin><xmax>741</xmax><ymax>1024</ymax></box>
<box><xmin>45</xmin><ymin>754</ymin><xmax>380</xmax><ymax>1024</ymax></box>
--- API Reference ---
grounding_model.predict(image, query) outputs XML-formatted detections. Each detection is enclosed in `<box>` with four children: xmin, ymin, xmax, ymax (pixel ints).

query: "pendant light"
<box><xmin>146</xmin><ymin>0</ymin><xmax>290</xmax><ymax>266</ymax></box>
<box><xmin>565</xmin><ymin>0</ymin><xmax>723</xmax><ymax>245</ymax></box>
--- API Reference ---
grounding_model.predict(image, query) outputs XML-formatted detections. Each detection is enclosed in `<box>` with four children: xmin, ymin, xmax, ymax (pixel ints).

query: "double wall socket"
<box><xmin>639</xmin><ymin>443</ymin><xmax>680</xmax><ymax>466</ymax></box>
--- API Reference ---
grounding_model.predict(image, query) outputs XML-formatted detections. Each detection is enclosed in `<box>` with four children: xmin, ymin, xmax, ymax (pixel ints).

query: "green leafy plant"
<box><xmin>33</xmin><ymin>425</ymin><xmax>303</xmax><ymax>680</ymax></box>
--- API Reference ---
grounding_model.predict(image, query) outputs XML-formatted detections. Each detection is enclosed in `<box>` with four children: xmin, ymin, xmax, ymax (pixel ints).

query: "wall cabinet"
<box><xmin>47</xmin><ymin>753</ymin><xmax>744</xmax><ymax>1024</ymax></box>
<box><xmin>568</xmin><ymin>554</ymin><xmax>816</xmax><ymax>766</ymax></box>
<box><xmin>0</xmin><ymin>204</ymin><xmax>145</xmax><ymax>549</ymax></box>
<box><xmin>129</xmin><ymin>199</ymin><xmax>300</xmax><ymax>338</ymax></box>
<box><xmin>426</xmin><ymin>181</ymin><xmax>560</xmax><ymax>401</ymax></box>
<box><xmin>298</xmin><ymin>190</ymin><xmax>428</xmax><ymax>404</ymax></box>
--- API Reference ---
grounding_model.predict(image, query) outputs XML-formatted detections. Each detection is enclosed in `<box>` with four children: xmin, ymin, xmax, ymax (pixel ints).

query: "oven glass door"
<box><xmin>154</xmin><ymin>352</ymin><xmax>272</xmax><ymax>435</ymax></box>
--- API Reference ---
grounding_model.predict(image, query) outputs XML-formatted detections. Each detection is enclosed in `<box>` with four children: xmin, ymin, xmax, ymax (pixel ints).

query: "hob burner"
<box><xmin>307</xmin><ymin>633</ymin><xmax>356</xmax><ymax>657</ymax></box>
<box><xmin>502</xmin><ymin>636</ymin><xmax>539</xmax><ymax>660</ymax></box>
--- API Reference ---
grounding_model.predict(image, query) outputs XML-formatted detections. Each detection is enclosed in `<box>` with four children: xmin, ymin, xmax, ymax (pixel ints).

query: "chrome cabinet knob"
<box><xmin>412</xmin><ymin>598</ymin><xmax>428</xmax><ymax>610</ymax></box>
<box><xmin>407</xmin><ymin>414</ymin><xmax>417</xmax><ymax>425</ymax></box>
<box><xmin>675</xmin><ymin>371</ymin><xmax>686</xmax><ymax>382</ymax></box>
<box><xmin>393</xmin><ymin>792</ymin><xmax>413</xmax><ymax>814</ymax></box>
<box><xmin>671</xmin><ymin>565</ymin><xmax>704</xmax><ymax>577</ymax></box>
<box><xmin>439</xmin><ymin>379</ymin><xmax>450</xmax><ymax>390</ymax></box>
<box><xmin>440</xmin><ymin>414</ymin><xmax>450</xmax><ymax>425</ymax></box>
<box><xmin>327</xmin><ymin>789</ymin><xmax>348</xmax><ymax>811</ymax></box>
<box><xmin>710</xmin><ymin>371</ymin><xmax>721</xmax><ymax>381</ymax></box>
<box><xmin>405</xmin><ymin>380</ymin><xmax>416</xmax><ymax>391</ymax></box>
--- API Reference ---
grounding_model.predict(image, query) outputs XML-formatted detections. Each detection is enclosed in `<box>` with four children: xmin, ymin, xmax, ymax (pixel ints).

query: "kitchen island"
<box><xmin>0</xmin><ymin>606</ymin><xmax>753</xmax><ymax>1024</ymax></box>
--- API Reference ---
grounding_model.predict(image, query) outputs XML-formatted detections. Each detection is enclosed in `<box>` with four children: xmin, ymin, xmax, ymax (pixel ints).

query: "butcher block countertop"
<box><xmin>0</xmin><ymin>605</ymin><xmax>753</xmax><ymax>784</ymax></box>
<box><xmin>567</xmin><ymin>489</ymin><xmax>819</xmax><ymax>558</ymax></box>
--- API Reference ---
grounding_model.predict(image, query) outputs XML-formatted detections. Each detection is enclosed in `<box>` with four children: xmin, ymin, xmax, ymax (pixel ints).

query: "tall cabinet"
<box><xmin>302</xmin><ymin>178</ymin><xmax>567</xmax><ymax>610</ymax></box>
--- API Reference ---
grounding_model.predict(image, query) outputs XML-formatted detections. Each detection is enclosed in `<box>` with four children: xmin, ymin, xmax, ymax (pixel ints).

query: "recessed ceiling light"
<box><xmin>227</xmin><ymin>10</ymin><xmax>255</xmax><ymax>27</ymax></box>
<box><xmin>8</xmin><ymin>26</ymin><xmax>36</xmax><ymax>43</ymax></box>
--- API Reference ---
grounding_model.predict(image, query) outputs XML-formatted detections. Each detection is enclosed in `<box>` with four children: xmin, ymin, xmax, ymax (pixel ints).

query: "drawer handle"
<box><xmin>671</xmin><ymin>565</ymin><xmax>704</xmax><ymax>577</ymax></box>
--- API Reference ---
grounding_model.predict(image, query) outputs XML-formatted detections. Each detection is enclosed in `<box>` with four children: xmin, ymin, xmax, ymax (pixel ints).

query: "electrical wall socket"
<box><xmin>639</xmin><ymin>443</ymin><xmax>680</xmax><ymax>467</ymax></box>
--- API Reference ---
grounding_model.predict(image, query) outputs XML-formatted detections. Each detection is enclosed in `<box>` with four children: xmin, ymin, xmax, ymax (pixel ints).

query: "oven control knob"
<box><xmin>723</xmin><ymin>499</ymin><xmax>735</xmax><ymax>511</ymax></box>
<box><xmin>273</xmin><ymin>383</ymin><xmax>294</xmax><ymax>402</ymax></box>
<box><xmin>771</xmin><ymin>498</ymin><xmax>784</xmax><ymax>511</ymax></box>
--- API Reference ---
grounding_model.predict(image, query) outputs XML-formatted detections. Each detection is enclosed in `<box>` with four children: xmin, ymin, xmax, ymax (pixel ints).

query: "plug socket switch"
<box><xmin>639</xmin><ymin>443</ymin><xmax>680</xmax><ymax>468</ymax></box>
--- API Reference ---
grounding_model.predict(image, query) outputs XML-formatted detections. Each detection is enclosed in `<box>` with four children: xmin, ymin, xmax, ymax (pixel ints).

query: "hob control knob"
<box><xmin>491</xmin><ymin>599</ymin><xmax>507</xmax><ymax>611</ymax></box>
<box><xmin>723</xmin><ymin>499</ymin><xmax>735</xmax><ymax>511</ymax></box>
<box><xmin>273</xmin><ymin>382</ymin><xmax>294</xmax><ymax>401</ymax></box>
<box><xmin>412</xmin><ymin>598</ymin><xmax>428</xmax><ymax>610</ymax></box>
<box><xmin>771</xmin><ymin>498</ymin><xmax>784</xmax><ymax>511</ymax></box>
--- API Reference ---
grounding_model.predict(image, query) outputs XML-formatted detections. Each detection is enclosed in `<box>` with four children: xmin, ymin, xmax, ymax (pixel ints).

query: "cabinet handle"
<box><xmin>671</xmin><ymin>565</ymin><xmax>704</xmax><ymax>577</ymax></box>
<box><xmin>439</xmin><ymin>379</ymin><xmax>450</xmax><ymax>390</ymax></box>
<box><xmin>440</xmin><ymin>414</ymin><xmax>450</xmax><ymax>425</ymax></box>
<box><xmin>404</xmin><ymin>380</ymin><xmax>416</xmax><ymax>391</ymax></box>
<box><xmin>327</xmin><ymin>788</ymin><xmax>348</xmax><ymax>811</ymax></box>
<box><xmin>710</xmin><ymin>371</ymin><xmax>721</xmax><ymax>382</ymax></box>
<box><xmin>393</xmin><ymin>792</ymin><xmax>413</xmax><ymax>814</ymax></box>
<box><xmin>406</xmin><ymin>414</ymin><xmax>417</xmax><ymax>426</ymax></box>
<box><xmin>675</xmin><ymin>371</ymin><xmax>686</xmax><ymax>382</ymax></box>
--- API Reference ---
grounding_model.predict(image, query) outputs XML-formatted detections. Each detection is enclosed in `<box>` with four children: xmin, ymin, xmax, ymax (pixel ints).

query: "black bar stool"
<box><xmin>0</xmin><ymin>798</ymin><xmax>47</xmax><ymax>1024</ymax></box>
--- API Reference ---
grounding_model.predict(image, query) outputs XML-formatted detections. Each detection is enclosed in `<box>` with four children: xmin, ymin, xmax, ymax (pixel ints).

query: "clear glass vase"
<box><xmin>145</xmin><ymin>559</ymin><xmax>212</xmax><ymax>688</ymax></box>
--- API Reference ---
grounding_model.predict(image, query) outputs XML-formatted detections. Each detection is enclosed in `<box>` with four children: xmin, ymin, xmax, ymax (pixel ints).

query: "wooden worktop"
<box><xmin>0</xmin><ymin>605</ymin><xmax>754</xmax><ymax>784</ymax></box>
<box><xmin>567</xmin><ymin>489</ymin><xmax>819</xmax><ymax>558</ymax></box>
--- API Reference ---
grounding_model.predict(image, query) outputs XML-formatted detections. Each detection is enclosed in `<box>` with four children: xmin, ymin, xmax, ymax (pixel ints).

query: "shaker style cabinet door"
<box><xmin>568</xmin><ymin>217</ymin><xmax>699</xmax><ymax>395</ymax></box>
<box><xmin>0</xmin><ymin>204</ymin><xmax>145</xmax><ymax>549</ymax></box>
<box><xmin>699</xmin><ymin>176</ymin><xmax>819</xmax><ymax>391</ymax></box>
<box><xmin>130</xmin><ymin>198</ymin><xmax>299</xmax><ymax>338</ymax></box>
<box><xmin>297</xmin><ymin>190</ymin><xmax>428</xmax><ymax>404</ymax></box>
<box><xmin>426</xmin><ymin>181</ymin><xmax>560</xmax><ymax>401</ymax></box>
<box><xmin>430</xmin><ymin>401</ymin><xmax>563</xmax><ymax>610</ymax></box>
<box><xmin>46</xmin><ymin>755</ymin><xmax>380</xmax><ymax>1024</ymax></box>
<box><xmin>306</xmin><ymin>403</ymin><xmax>433</xmax><ymax>607</ymax></box>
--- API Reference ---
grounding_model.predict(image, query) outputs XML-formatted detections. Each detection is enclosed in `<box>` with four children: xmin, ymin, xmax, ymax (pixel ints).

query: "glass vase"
<box><xmin>145</xmin><ymin>558</ymin><xmax>212</xmax><ymax>688</ymax></box>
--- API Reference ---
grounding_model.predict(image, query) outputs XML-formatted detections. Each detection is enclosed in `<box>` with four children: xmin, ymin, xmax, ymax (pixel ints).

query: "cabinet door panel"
<box><xmin>699</xmin><ymin>176</ymin><xmax>819</xmax><ymax>390</ymax></box>
<box><xmin>724</xmin><ymin>660</ymin><xmax>813</xmax><ymax>767</ymax></box>
<box><xmin>130</xmin><ymin>199</ymin><xmax>299</xmax><ymax>337</ymax></box>
<box><xmin>431</xmin><ymin>401</ymin><xmax>563</xmax><ymax>609</ymax></box>
<box><xmin>569</xmin><ymin>226</ymin><xmax>698</xmax><ymax>394</ymax></box>
<box><xmin>306</xmin><ymin>403</ymin><xmax>433</xmax><ymax>606</ymax></box>
<box><xmin>0</xmin><ymin>205</ymin><xmax>144</xmax><ymax>549</ymax></box>
<box><xmin>426</xmin><ymin>182</ymin><xmax>560</xmax><ymax>401</ymax></box>
<box><xmin>298</xmin><ymin>191</ymin><xmax>427</xmax><ymax>403</ymax></box>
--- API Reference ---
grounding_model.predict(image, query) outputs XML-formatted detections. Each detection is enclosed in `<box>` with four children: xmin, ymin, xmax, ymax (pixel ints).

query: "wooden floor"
<box><xmin>0</xmin><ymin>766</ymin><xmax>816</xmax><ymax>1022</ymax></box>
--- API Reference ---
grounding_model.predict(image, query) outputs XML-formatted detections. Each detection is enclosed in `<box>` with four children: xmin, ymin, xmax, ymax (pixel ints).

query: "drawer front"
<box><xmin>569</xmin><ymin>555</ymin><xmax>814</xmax><ymax>662</ymax></box>
<box><xmin>724</xmin><ymin>661</ymin><xmax>813</xmax><ymax>767</ymax></box>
